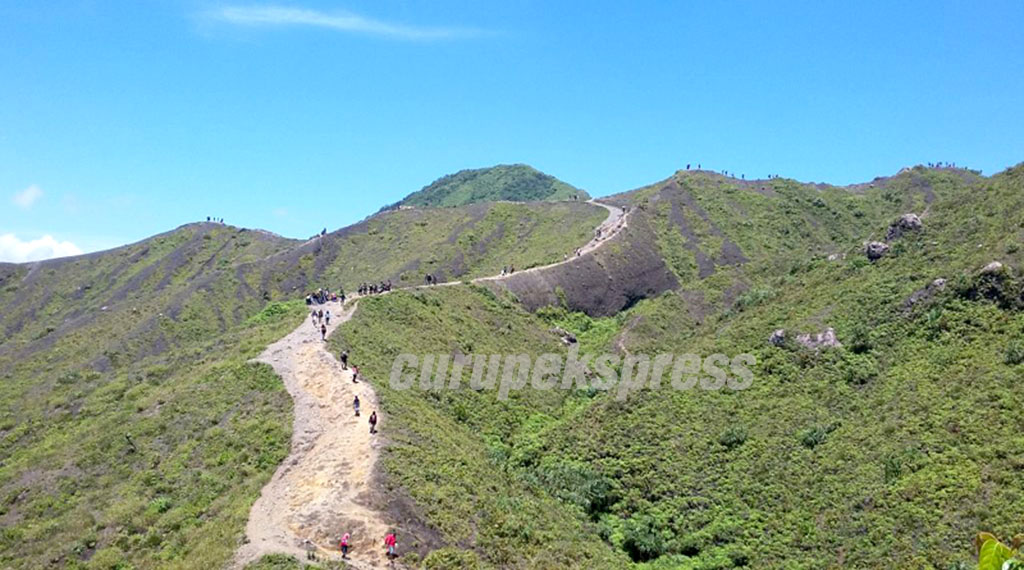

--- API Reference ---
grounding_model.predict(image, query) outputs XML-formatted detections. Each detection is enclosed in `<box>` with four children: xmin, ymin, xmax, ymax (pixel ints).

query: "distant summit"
<box><xmin>383</xmin><ymin>164</ymin><xmax>589</xmax><ymax>211</ymax></box>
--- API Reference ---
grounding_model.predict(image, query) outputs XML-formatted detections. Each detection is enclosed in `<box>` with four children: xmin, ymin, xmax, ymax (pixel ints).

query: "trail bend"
<box><xmin>232</xmin><ymin>199</ymin><xmax>628</xmax><ymax>568</ymax></box>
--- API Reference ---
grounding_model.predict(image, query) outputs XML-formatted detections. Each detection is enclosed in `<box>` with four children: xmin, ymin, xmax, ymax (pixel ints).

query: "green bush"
<box><xmin>1005</xmin><ymin>340</ymin><xmax>1024</xmax><ymax>365</ymax></box>
<box><xmin>422</xmin><ymin>547</ymin><xmax>483</xmax><ymax>570</ymax></box>
<box><xmin>718</xmin><ymin>427</ymin><xmax>747</xmax><ymax>450</ymax></box>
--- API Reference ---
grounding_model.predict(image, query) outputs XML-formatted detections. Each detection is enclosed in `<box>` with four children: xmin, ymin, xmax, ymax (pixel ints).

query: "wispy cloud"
<box><xmin>12</xmin><ymin>184</ymin><xmax>43</xmax><ymax>209</ymax></box>
<box><xmin>0</xmin><ymin>233</ymin><xmax>83</xmax><ymax>263</ymax></box>
<box><xmin>210</xmin><ymin>5</ymin><xmax>484</xmax><ymax>40</ymax></box>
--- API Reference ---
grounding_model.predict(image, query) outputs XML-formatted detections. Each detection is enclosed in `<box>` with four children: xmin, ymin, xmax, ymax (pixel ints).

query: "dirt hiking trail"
<box><xmin>233</xmin><ymin>301</ymin><xmax>387</xmax><ymax>569</ymax></box>
<box><xmin>232</xmin><ymin>200</ymin><xmax>628</xmax><ymax>568</ymax></box>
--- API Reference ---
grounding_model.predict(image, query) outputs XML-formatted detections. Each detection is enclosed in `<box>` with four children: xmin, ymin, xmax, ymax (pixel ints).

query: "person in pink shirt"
<box><xmin>339</xmin><ymin>532</ymin><xmax>350</xmax><ymax>559</ymax></box>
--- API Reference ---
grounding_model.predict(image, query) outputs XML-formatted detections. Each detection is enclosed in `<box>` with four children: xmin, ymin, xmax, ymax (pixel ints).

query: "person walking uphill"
<box><xmin>369</xmin><ymin>411</ymin><xmax>378</xmax><ymax>434</ymax></box>
<box><xmin>353</xmin><ymin>395</ymin><xmax>360</xmax><ymax>417</ymax></box>
<box><xmin>384</xmin><ymin>531</ymin><xmax>397</xmax><ymax>562</ymax></box>
<box><xmin>320</xmin><ymin>323</ymin><xmax>327</xmax><ymax>341</ymax></box>
<box><xmin>340</xmin><ymin>350</ymin><xmax>348</xmax><ymax>370</ymax></box>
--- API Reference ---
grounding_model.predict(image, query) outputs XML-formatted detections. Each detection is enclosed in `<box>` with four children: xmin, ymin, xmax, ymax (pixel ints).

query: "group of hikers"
<box><xmin>306</xmin><ymin>287</ymin><xmax>344</xmax><ymax>306</ymax></box>
<box><xmin>684</xmin><ymin>163</ymin><xmax>746</xmax><ymax>178</ymax></box>
<box><xmin>350</xmin><ymin>394</ymin><xmax>378</xmax><ymax>433</ymax></box>
<box><xmin>205</xmin><ymin>216</ymin><xmax>225</xmax><ymax>224</ymax></box>
<box><xmin>334</xmin><ymin>530</ymin><xmax>398</xmax><ymax>562</ymax></box>
<box><xmin>340</xmin><ymin>350</ymin><xmax>376</xmax><ymax>432</ymax></box>
<box><xmin>357</xmin><ymin>281</ymin><xmax>392</xmax><ymax>295</ymax></box>
<box><xmin>499</xmin><ymin>265</ymin><xmax>516</xmax><ymax>276</ymax></box>
<box><xmin>310</xmin><ymin>308</ymin><xmax>332</xmax><ymax>340</ymax></box>
<box><xmin>308</xmin><ymin>529</ymin><xmax>398</xmax><ymax>563</ymax></box>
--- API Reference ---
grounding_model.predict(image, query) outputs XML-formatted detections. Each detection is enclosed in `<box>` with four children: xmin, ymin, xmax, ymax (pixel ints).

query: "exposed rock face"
<box><xmin>886</xmin><ymin>213</ymin><xmax>923</xmax><ymax>241</ymax></box>
<box><xmin>981</xmin><ymin>261</ymin><xmax>1006</xmax><ymax>275</ymax></box>
<box><xmin>903</xmin><ymin>278</ymin><xmax>947</xmax><ymax>309</ymax></box>
<box><xmin>865</xmin><ymin>241</ymin><xmax>890</xmax><ymax>261</ymax></box>
<box><xmin>486</xmin><ymin>210</ymin><xmax>679</xmax><ymax>317</ymax></box>
<box><xmin>768</xmin><ymin>329</ymin><xmax>787</xmax><ymax>346</ymax></box>
<box><xmin>796</xmin><ymin>327</ymin><xmax>841</xmax><ymax>350</ymax></box>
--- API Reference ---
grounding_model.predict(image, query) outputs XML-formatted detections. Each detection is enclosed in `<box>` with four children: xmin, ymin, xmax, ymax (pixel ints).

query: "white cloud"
<box><xmin>12</xmin><ymin>185</ymin><xmax>43</xmax><ymax>209</ymax></box>
<box><xmin>0</xmin><ymin>234</ymin><xmax>83</xmax><ymax>263</ymax></box>
<box><xmin>212</xmin><ymin>5</ymin><xmax>483</xmax><ymax>40</ymax></box>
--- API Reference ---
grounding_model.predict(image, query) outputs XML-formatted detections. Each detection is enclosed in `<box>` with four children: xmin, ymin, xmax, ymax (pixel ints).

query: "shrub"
<box><xmin>1005</xmin><ymin>341</ymin><xmax>1024</xmax><ymax>365</ymax></box>
<box><xmin>799</xmin><ymin>425</ymin><xmax>832</xmax><ymax>449</ymax></box>
<box><xmin>422</xmin><ymin>547</ymin><xmax>482</xmax><ymax>570</ymax></box>
<box><xmin>718</xmin><ymin>427</ymin><xmax>747</xmax><ymax>450</ymax></box>
<box><xmin>847</xmin><ymin>323</ymin><xmax>873</xmax><ymax>354</ymax></box>
<box><xmin>622</xmin><ymin>514</ymin><xmax>669</xmax><ymax>562</ymax></box>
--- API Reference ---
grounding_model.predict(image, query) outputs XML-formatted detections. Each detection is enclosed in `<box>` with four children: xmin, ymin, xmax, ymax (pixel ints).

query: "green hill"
<box><xmin>0</xmin><ymin>202</ymin><xmax>605</xmax><ymax>569</ymax></box>
<box><xmin>2</xmin><ymin>163</ymin><xmax>1022</xmax><ymax>569</ymax></box>
<box><xmin>331</xmin><ymin>165</ymin><xmax>1024</xmax><ymax>569</ymax></box>
<box><xmin>383</xmin><ymin>164</ymin><xmax>590</xmax><ymax>210</ymax></box>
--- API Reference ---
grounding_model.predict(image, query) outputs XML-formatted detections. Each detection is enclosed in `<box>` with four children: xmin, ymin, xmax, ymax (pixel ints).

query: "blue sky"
<box><xmin>1</xmin><ymin>1</ymin><xmax>1022</xmax><ymax>261</ymax></box>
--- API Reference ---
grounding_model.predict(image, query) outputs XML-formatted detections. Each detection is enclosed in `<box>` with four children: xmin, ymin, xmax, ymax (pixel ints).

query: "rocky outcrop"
<box><xmin>768</xmin><ymin>327</ymin><xmax>841</xmax><ymax>350</ymax></box>
<box><xmin>550</xmin><ymin>326</ymin><xmax>578</xmax><ymax>345</ymax></box>
<box><xmin>796</xmin><ymin>327</ymin><xmax>841</xmax><ymax>350</ymax></box>
<box><xmin>903</xmin><ymin>278</ymin><xmax>947</xmax><ymax>309</ymax></box>
<box><xmin>886</xmin><ymin>213</ymin><xmax>923</xmax><ymax>240</ymax></box>
<box><xmin>981</xmin><ymin>261</ymin><xmax>1006</xmax><ymax>275</ymax></box>
<box><xmin>865</xmin><ymin>241</ymin><xmax>890</xmax><ymax>261</ymax></box>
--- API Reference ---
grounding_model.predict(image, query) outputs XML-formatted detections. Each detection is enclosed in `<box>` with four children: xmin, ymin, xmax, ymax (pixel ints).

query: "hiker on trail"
<box><xmin>352</xmin><ymin>366</ymin><xmax>359</xmax><ymax>383</ymax></box>
<box><xmin>325</xmin><ymin>310</ymin><xmax>331</xmax><ymax>325</ymax></box>
<box><xmin>311</xmin><ymin>310</ymin><xmax>318</xmax><ymax>326</ymax></box>
<box><xmin>383</xmin><ymin>531</ymin><xmax>396</xmax><ymax>560</ymax></box>
<box><xmin>425</xmin><ymin>274</ymin><xmax>433</xmax><ymax>286</ymax></box>
<box><xmin>369</xmin><ymin>411</ymin><xmax>378</xmax><ymax>434</ymax></box>
<box><xmin>340</xmin><ymin>532</ymin><xmax>350</xmax><ymax>559</ymax></box>
<box><xmin>321</xmin><ymin>323</ymin><xmax>327</xmax><ymax>341</ymax></box>
<box><xmin>501</xmin><ymin>266</ymin><xmax>507</xmax><ymax>276</ymax></box>
<box><xmin>318</xmin><ymin>309</ymin><xmax>324</xmax><ymax>322</ymax></box>
<box><xmin>340</xmin><ymin>350</ymin><xmax>349</xmax><ymax>370</ymax></box>
<box><xmin>509</xmin><ymin>265</ymin><xmax>515</xmax><ymax>274</ymax></box>
<box><xmin>353</xmin><ymin>395</ymin><xmax>360</xmax><ymax>417</ymax></box>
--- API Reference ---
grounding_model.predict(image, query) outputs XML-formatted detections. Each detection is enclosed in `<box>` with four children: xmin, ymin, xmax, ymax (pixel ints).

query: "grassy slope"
<box><xmin>0</xmin><ymin>203</ymin><xmax>605</xmax><ymax>569</ymax></box>
<box><xmin>540</xmin><ymin>166</ymin><xmax>1024</xmax><ymax>569</ymax></box>
<box><xmin>332</xmin><ymin>286</ymin><xmax>631</xmax><ymax>569</ymax></box>
<box><xmin>289</xmin><ymin>201</ymin><xmax>606</xmax><ymax>289</ymax></box>
<box><xmin>0</xmin><ymin>299</ymin><xmax>304</xmax><ymax>569</ymax></box>
<box><xmin>330</xmin><ymin>166</ymin><xmax>1022</xmax><ymax>569</ymax></box>
<box><xmin>386</xmin><ymin>165</ymin><xmax>589</xmax><ymax>210</ymax></box>
<box><xmin>619</xmin><ymin>168</ymin><xmax>963</xmax><ymax>319</ymax></box>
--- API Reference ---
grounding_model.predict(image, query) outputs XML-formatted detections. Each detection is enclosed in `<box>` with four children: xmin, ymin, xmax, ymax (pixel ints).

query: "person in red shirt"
<box><xmin>384</xmin><ymin>531</ymin><xmax>397</xmax><ymax>560</ymax></box>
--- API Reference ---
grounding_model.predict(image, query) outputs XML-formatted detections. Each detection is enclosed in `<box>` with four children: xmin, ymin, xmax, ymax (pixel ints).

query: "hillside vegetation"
<box><xmin>383</xmin><ymin>164</ymin><xmax>589</xmax><ymax>210</ymax></box>
<box><xmin>0</xmin><ymin>200</ymin><xmax>604</xmax><ymax>569</ymax></box>
<box><xmin>329</xmin><ymin>165</ymin><xmax>1024</xmax><ymax>569</ymax></box>
<box><xmin>1</xmin><ymin>163</ymin><xmax>1021</xmax><ymax>569</ymax></box>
